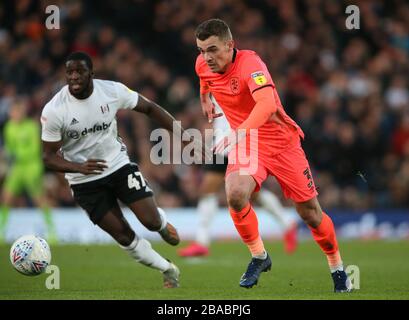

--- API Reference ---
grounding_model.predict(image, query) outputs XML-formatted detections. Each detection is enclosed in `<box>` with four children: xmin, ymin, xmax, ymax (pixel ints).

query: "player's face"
<box><xmin>197</xmin><ymin>36</ymin><xmax>234</xmax><ymax>73</ymax></box>
<box><xmin>65</xmin><ymin>60</ymin><xmax>93</xmax><ymax>98</ymax></box>
<box><xmin>9</xmin><ymin>103</ymin><xmax>26</xmax><ymax>122</ymax></box>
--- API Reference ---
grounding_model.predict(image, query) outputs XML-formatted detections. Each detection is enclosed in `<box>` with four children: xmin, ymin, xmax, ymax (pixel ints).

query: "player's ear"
<box><xmin>226</xmin><ymin>39</ymin><xmax>234</xmax><ymax>51</ymax></box>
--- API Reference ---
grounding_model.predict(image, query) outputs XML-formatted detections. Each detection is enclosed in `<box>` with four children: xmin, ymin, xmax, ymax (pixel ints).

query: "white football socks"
<box><xmin>253</xmin><ymin>251</ymin><xmax>268</xmax><ymax>260</ymax></box>
<box><xmin>157</xmin><ymin>207</ymin><xmax>168</xmax><ymax>231</ymax></box>
<box><xmin>330</xmin><ymin>264</ymin><xmax>344</xmax><ymax>273</ymax></box>
<box><xmin>120</xmin><ymin>236</ymin><xmax>171</xmax><ymax>272</ymax></box>
<box><xmin>257</xmin><ymin>189</ymin><xmax>291</xmax><ymax>230</ymax></box>
<box><xmin>196</xmin><ymin>193</ymin><xmax>218</xmax><ymax>247</ymax></box>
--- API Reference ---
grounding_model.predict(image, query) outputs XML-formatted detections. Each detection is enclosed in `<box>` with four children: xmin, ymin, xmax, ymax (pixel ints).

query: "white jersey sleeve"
<box><xmin>41</xmin><ymin>104</ymin><xmax>63</xmax><ymax>142</ymax></box>
<box><xmin>114</xmin><ymin>82</ymin><xmax>139</xmax><ymax>110</ymax></box>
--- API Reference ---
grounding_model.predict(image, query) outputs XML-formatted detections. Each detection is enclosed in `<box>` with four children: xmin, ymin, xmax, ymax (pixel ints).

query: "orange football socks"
<box><xmin>229</xmin><ymin>203</ymin><xmax>266</xmax><ymax>258</ymax></box>
<box><xmin>309</xmin><ymin>212</ymin><xmax>343</xmax><ymax>272</ymax></box>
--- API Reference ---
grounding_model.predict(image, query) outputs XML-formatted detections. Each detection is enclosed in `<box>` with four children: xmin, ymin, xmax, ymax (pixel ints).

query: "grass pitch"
<box><xmin>0</xmin><ymin>240</ymin><xmax>408</xmax><ymax>300</ymax></box>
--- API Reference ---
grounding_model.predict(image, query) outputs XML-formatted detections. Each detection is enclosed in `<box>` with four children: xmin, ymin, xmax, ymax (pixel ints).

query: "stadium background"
<box><xmin>0</xmin><ymin>0</ymin><xmax>409</xmax><ymax>231</ymax></box>
<box><xmin>0</xmin><ymin>0</ymin><xmax>408</xmax><ymax>301</ymax></box>
<box><xmin>1</xmin><ymin>0</ymin><xmax>409</xmax><ymax>211</ymax></box>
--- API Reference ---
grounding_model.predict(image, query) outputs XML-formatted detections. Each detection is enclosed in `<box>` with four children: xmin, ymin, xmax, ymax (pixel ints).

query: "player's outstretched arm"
<box><xmin>42</xmin><ymin>140</ymin><xmax>107</xmax><ymax>175</ymax></box>
<box><xmin>237</xmin><ymin>86</ymin><xmax>278</xmax><ymax>131</ymax></box>
<box><xmin>133</xmin><ymin>94</ymin><xmax>185</xmax><ymax>136</ymax></box>
<box><xmin>133</xmin><ymin>94</ymin><xmax>211</xmax><ymax>161</ymax></box>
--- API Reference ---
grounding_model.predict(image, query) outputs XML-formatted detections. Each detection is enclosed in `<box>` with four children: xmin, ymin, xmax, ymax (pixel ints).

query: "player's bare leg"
<box><xmin>252</xmin><ymin>190</ymin><xmax>298</xmax><ymax>254</ymax></box>
<box><xmin>295</xmin><ymin>197</ymin><xmax>352</xmax><ymax>292</ymax></box>
<box><xmin>178</xmin><ymin>171</ymin><xmax>224</xmax><ymax>257</ymax></box>
<box><xmin>127</xmin><ymin>196</ymin><xmax>180</xmax><ymax>246</ymax></box>
<box><xmin>226</xmin><ymin>172</ymin><xmax>271</xmax><ymax>288</ymax></box>
<box><xmin>97</xmin><ymin>204</ymin><xmax>179</xmax><ymax>288</ymax></box>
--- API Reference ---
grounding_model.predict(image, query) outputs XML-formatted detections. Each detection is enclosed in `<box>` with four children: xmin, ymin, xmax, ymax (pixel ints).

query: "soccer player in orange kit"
<box><xmin>194</xmin><ymin>19</ymin><xmax>352</xmax><ymax>292</ymax></box>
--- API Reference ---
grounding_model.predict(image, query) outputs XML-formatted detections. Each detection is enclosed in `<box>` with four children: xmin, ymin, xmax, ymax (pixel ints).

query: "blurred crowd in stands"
<box><xmin>0</xmin><ymin>0</ymin><xmax>408</xmax><ymax>209</ymax></box>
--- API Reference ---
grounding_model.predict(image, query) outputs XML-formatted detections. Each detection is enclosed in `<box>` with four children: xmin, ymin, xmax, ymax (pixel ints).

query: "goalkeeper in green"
<box><xmin>0</xmin><ymin>98</ymin><xmax>57</xmax><ymax>244</ymax></box>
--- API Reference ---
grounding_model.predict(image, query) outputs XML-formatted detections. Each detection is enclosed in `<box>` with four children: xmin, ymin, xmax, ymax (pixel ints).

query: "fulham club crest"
<box><xmin>100</xmin><ymin>104</ymin><xmax>110</xmax><ymax>114</ymax></box>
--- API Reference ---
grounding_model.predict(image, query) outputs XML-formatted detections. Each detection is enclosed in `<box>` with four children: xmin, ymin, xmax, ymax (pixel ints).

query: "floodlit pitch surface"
<box><xmin>1</xmin><ymin>241</ymin><xmax>408</xmax><ymax>300</ymax></box>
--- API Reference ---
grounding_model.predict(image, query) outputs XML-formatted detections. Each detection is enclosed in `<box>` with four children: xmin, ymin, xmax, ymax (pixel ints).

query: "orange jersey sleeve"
<box><xmin>237</xmin><ymin>86</ymin><xmax>278</xmax><ymax>131</ymax></box>
<box><xmin>240</xmin><ymin>53</ymin><xmax>275</xmax><ymax>94</ymax></box>
<box><xmin>236</xmin><ymin>54</ymin><xmax>277</xmax><ymax>131</ymax></box>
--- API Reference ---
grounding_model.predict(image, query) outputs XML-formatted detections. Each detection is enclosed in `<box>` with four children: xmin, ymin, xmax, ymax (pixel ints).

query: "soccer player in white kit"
<box><xmin>41</xmin><ymin>52</ymin><xmax>185</xmax><ymax>288</ymax></box>
<box><xmin>178</xmin><ymin>96</ymin><xmax>299</xmax><ymax>257</ymax></box>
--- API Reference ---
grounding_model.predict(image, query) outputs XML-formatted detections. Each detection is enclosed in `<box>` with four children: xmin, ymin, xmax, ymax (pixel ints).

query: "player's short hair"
<box><xmin>65</xmin><ymin>51</ymin><xmax>93</xmax><ymax>70</ymax></box>
<box><xmin>195</xmin><ymin>19</ymin><xmax>233</xmax><ymax>41</ymax></box>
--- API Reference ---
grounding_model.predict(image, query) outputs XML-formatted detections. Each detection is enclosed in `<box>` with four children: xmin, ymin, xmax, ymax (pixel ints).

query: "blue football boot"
<box><xmin>331</xmin><ymin>270</ymin><xmax>353</xmax><ymax>293</ymax></box>
<box><xmin>239</xmin><ymin>253</ymin><xmax>272</xmax><ymax>288</ymax></box>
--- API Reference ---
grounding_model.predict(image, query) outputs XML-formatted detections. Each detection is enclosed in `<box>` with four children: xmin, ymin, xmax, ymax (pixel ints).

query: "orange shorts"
<box><xmin>226</xmin><ymin>139</ymin><xmax>318</xmax><ymax>203</ymax></box>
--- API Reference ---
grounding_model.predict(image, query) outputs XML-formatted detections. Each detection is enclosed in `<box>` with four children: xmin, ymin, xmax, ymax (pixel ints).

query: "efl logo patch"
<box><xmin>251</xmin><ymin>71</ymin><xmax>267</xmax><ymax>85</ymax></box>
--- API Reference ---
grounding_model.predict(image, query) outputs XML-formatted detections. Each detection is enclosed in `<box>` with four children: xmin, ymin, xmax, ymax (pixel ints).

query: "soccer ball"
<box><xmin>10</xmin><ymin>235</ymin><xmax>51</xmax><ymax>276</ymax></box>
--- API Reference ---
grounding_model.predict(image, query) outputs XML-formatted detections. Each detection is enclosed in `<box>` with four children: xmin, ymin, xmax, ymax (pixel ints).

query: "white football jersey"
<box><xmin>41</xmin><ymin>79</ymin><xmax>139</xmax><ymax>185</ymax></box>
